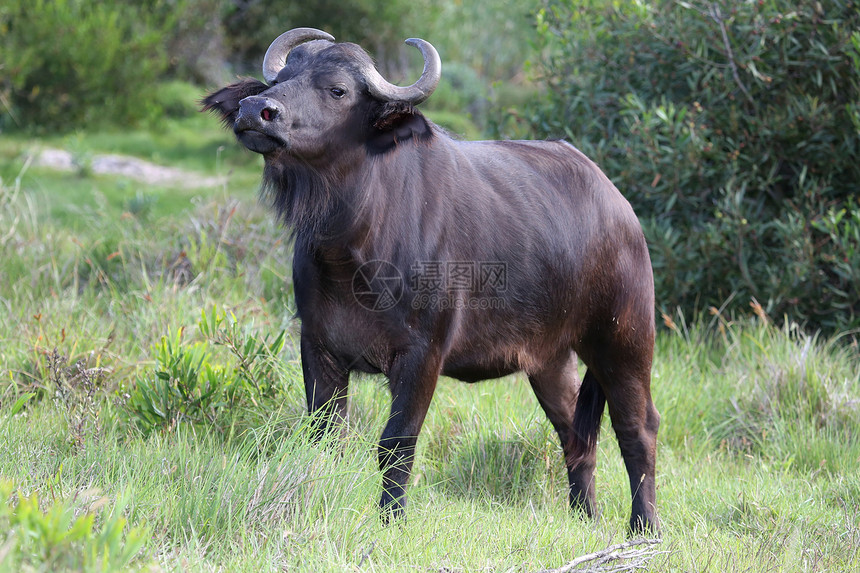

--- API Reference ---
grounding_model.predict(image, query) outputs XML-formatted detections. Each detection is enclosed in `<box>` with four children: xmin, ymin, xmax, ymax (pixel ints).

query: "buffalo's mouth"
<box><xmin>234</xmin><ymin>127</ymin><xmax>285</xmax><ymax>155</ymax></box>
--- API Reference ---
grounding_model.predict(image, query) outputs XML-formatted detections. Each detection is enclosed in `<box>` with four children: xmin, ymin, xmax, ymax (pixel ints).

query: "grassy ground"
<box><xmin>0</xmin><ymin>118</ymin><xmax>858</xmax><ymax>572</ymax></box>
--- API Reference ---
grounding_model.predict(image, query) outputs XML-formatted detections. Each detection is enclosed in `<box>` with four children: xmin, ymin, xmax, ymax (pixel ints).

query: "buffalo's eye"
<box><xmin>329</xmin><ymin>87</ymin><xmax>347</xmax><ymax>99</ymax></box>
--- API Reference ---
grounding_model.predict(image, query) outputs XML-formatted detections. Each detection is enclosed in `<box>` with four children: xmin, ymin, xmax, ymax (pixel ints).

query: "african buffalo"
<box><xmin>204</xmin><ymin>27</ymin><xmax>660</xmax><ymax>534</ymax></box>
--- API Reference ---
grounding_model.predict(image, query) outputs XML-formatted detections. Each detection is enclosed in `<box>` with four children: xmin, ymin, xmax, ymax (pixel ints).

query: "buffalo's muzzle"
<box><xmin>234</xmin><ymin>96</ymin><xmax>285</xmax><ymax>154</ymax></box>
<box><xmin>235</xmin><ymin>96</ymin><xmax>282</xmax><ymax>131</ymax></box>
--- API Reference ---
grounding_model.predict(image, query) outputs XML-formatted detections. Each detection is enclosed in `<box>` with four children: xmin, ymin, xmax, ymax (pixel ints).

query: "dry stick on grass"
<box><xmin>539</xmin><ymin>538</ymin><xmax>665</xmax><ymax>573</ymax></box>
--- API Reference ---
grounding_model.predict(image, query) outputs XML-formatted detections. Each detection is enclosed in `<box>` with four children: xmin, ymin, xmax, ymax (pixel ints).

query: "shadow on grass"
<box><xmin>425</xmin><ymin>429</ymin><xmax>564</xmax><ymax>508</ymax></box>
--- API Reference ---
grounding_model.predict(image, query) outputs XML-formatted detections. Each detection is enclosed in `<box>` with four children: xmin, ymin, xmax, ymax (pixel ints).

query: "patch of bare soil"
<box><xmin>32</xmin><ymin>148</ymin><xmax>227</xmax><ymax>188</ymax></box>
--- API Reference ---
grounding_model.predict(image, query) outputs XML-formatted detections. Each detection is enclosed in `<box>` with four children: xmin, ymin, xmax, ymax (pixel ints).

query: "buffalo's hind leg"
<box><xmin>528</xmin><ymin>352</ymin><xmax>605</xmax><ymax>521</ymax></box>
<box><xmin>591</xmin><ymin>341</ymin><xmax>660</xmax><ymax>535</ymax></box>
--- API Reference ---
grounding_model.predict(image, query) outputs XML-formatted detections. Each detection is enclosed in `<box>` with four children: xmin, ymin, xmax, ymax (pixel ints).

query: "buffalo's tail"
<box><xmin>567</xmin><ymin>369</ymin><xmax>605</xmax><ymax>468</ymax></box>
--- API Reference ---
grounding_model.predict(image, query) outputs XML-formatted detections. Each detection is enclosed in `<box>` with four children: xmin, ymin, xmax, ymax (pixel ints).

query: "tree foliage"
<box><xmin>221</xmin><ymin>0</ymin><xmax>437</xmax><ymax>77</ymax></box>
<box><xmin>0</xmin><ymin>0</ymin><xmax>170</xmax><ymax>132</ymax></box>
<box><xmin>0</xmin><ymin>0</ymin><xmax>533</xmax><ymax>133</ymax></box>
<box><xmin>502</xmin><ymin>0</ymin><xmax>860</xmax><ymax>331</ymax></box>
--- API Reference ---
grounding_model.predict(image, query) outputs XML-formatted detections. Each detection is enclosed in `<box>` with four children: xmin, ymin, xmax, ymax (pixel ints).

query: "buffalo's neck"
<box><xmin>292</xmin><ymin>138</ymin><xmax>452</xmax><ymax>262</ymax></box>
<box><xmin>262</xmin><ymin>150</ymin><xmax>365</xmax><ymax>241</ymax></box>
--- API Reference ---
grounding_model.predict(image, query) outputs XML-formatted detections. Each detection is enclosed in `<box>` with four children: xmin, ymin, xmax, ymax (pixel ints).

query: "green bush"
<box><xmin>0</xmin><ymin>479</ymin><xmax>150</xmax><ymax>571</ymax></box>
<box><xmin>124</xmin><ymin>306</ymin><xmax>288</xmax><ymax>435</ymax></box>
<box><xmin>126</xmin><ymin>329</ymin><xmax>232</xmax><ymax>434</ymax></box>
<box><xmin>504</xmin><ymin>0</ymin><xmax>860</xmax><ymax>331</ymax></box>
<box><xmin>0</xmin><ymin>0</ymin><xmax>168</xmax><ymax>132</ymax></box>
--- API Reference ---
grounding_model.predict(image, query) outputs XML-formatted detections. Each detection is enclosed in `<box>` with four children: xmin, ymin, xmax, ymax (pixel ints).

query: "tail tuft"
<box><xmin>567</xmin><ymin>370</ymin><xmax>606</xmax><ymax>468</ymax></box>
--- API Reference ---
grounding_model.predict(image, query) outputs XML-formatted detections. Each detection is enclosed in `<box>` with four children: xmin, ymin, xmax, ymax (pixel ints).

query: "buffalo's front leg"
<box><xmin>301</xmin><ymin>329</ymin><xmax>349</xmax><ymax>440</ymax></box>
<box><xmin>378</xmin><ymin>347</ymin><xmax>441</xmax><ymax>522</ymax></box>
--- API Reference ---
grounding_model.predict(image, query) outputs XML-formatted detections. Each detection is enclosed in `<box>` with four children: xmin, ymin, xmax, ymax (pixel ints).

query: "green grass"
<box><xmin>0</xmin><ymin>119</ymin><xmax>858</xmax><ymax>571</ymax></box>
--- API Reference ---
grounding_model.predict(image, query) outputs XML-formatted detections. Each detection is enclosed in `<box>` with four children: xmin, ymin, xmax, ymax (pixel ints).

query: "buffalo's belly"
<box><xmin>440</xmin><ymin>326</ymin><xmax>562</xmax><ymax>382</ymax></box>
<box><xmin>440</xmin><ymin>348</ymin><xmax>551</xmax><ymax>382</ymax></box>
<box><xmin>440</xmin><ymin>359</ymin><xmax>520</xmax><ymax>383</ymax></box>
<box><xmin>313</xmin><ymin>311</ymin><xmax>542</xmax><ymax>382</ymax></box>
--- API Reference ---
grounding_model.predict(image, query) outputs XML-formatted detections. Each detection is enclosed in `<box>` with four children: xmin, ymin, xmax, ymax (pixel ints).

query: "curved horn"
<box><xmin>263</xmin><ymin>27</ymin><xmax>335</xmax><ymax>83</ymax></box>
<box><xmin>361</xmin><ymin>38</ymin><xmax>441</xmax><ymax>104</ymax></box>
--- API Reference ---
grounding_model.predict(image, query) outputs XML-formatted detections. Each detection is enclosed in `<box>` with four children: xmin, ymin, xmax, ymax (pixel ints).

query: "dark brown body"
<box><xmin>204</xmin><ymin>32</ymin><xmax>660</xmax><ymax>534</ymax></box>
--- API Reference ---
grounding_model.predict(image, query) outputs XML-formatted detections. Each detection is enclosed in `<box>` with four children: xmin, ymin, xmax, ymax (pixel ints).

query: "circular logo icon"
<box><xmin>352</xmin><ymin>260</ymin><xmax>403</xmax><ymax>312</ymax></box>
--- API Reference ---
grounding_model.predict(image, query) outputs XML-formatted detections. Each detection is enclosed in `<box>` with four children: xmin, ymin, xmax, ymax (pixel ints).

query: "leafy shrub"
<box><xmin>199</xmin><ymin>305</ymin><xmax>288</xmax><ymax>401</ymax></box>
<box><xmin>0</xmin><ymin>0</ymin><xmax>168</xmax><ymax>132</ymax></box>
<box><xmin>124</xmin><ymin>306</ymin><xmax>288</xmax><ymax>434</ymax></box>
<box><xmin>0</xmin><ymin>480</ymin><xmax>150</xmax><ymax>571</ymax></box>
<box><xmin>505</xmin><ymin>0</ymin><xmax>860</xmax><ymax>331</ymax></box>
<box><xmin>125</xmin><ymin>329</ymin><xmax>232</xmax><ymax>433</ymax></box>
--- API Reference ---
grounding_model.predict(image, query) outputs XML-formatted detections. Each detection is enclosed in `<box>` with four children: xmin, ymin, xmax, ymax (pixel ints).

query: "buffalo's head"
<box><xmin>203</xmin><ymin>28</ymin><xmax>441</xmax><ymax>161</ymax></box>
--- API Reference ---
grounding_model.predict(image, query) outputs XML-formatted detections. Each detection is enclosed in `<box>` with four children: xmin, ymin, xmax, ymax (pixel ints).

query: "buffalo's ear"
<box><xmin>368</xmin><ymin>101</ymin><xmax>432</xmax><ymax>153</ymax></box>
<box><xmin>201</xmin><ymin>78</ymin><xmax>268</xmax><ymax>128</ymax></box>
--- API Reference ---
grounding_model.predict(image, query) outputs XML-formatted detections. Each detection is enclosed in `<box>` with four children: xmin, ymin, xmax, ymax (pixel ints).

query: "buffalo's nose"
<box><xmin>235</xmin><ymin>96</ymin><xmax>282</xmax><ymax>130</ymax></box>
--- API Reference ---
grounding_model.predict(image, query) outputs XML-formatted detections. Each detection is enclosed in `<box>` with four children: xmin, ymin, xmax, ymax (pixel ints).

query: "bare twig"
<box><xmin>357</xmin><ymin>540</ymin><xmax>376</xmax><ymax>567</ymax></box>
<box><xmin>539</xmin><ymin>538</ymin><xmax>665</xmax><ymax>573</ymax></box>
<box><xmin>709</xmin><ymin>2</ymin><xmax>756</xmax><ymax>107</ymax></box>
